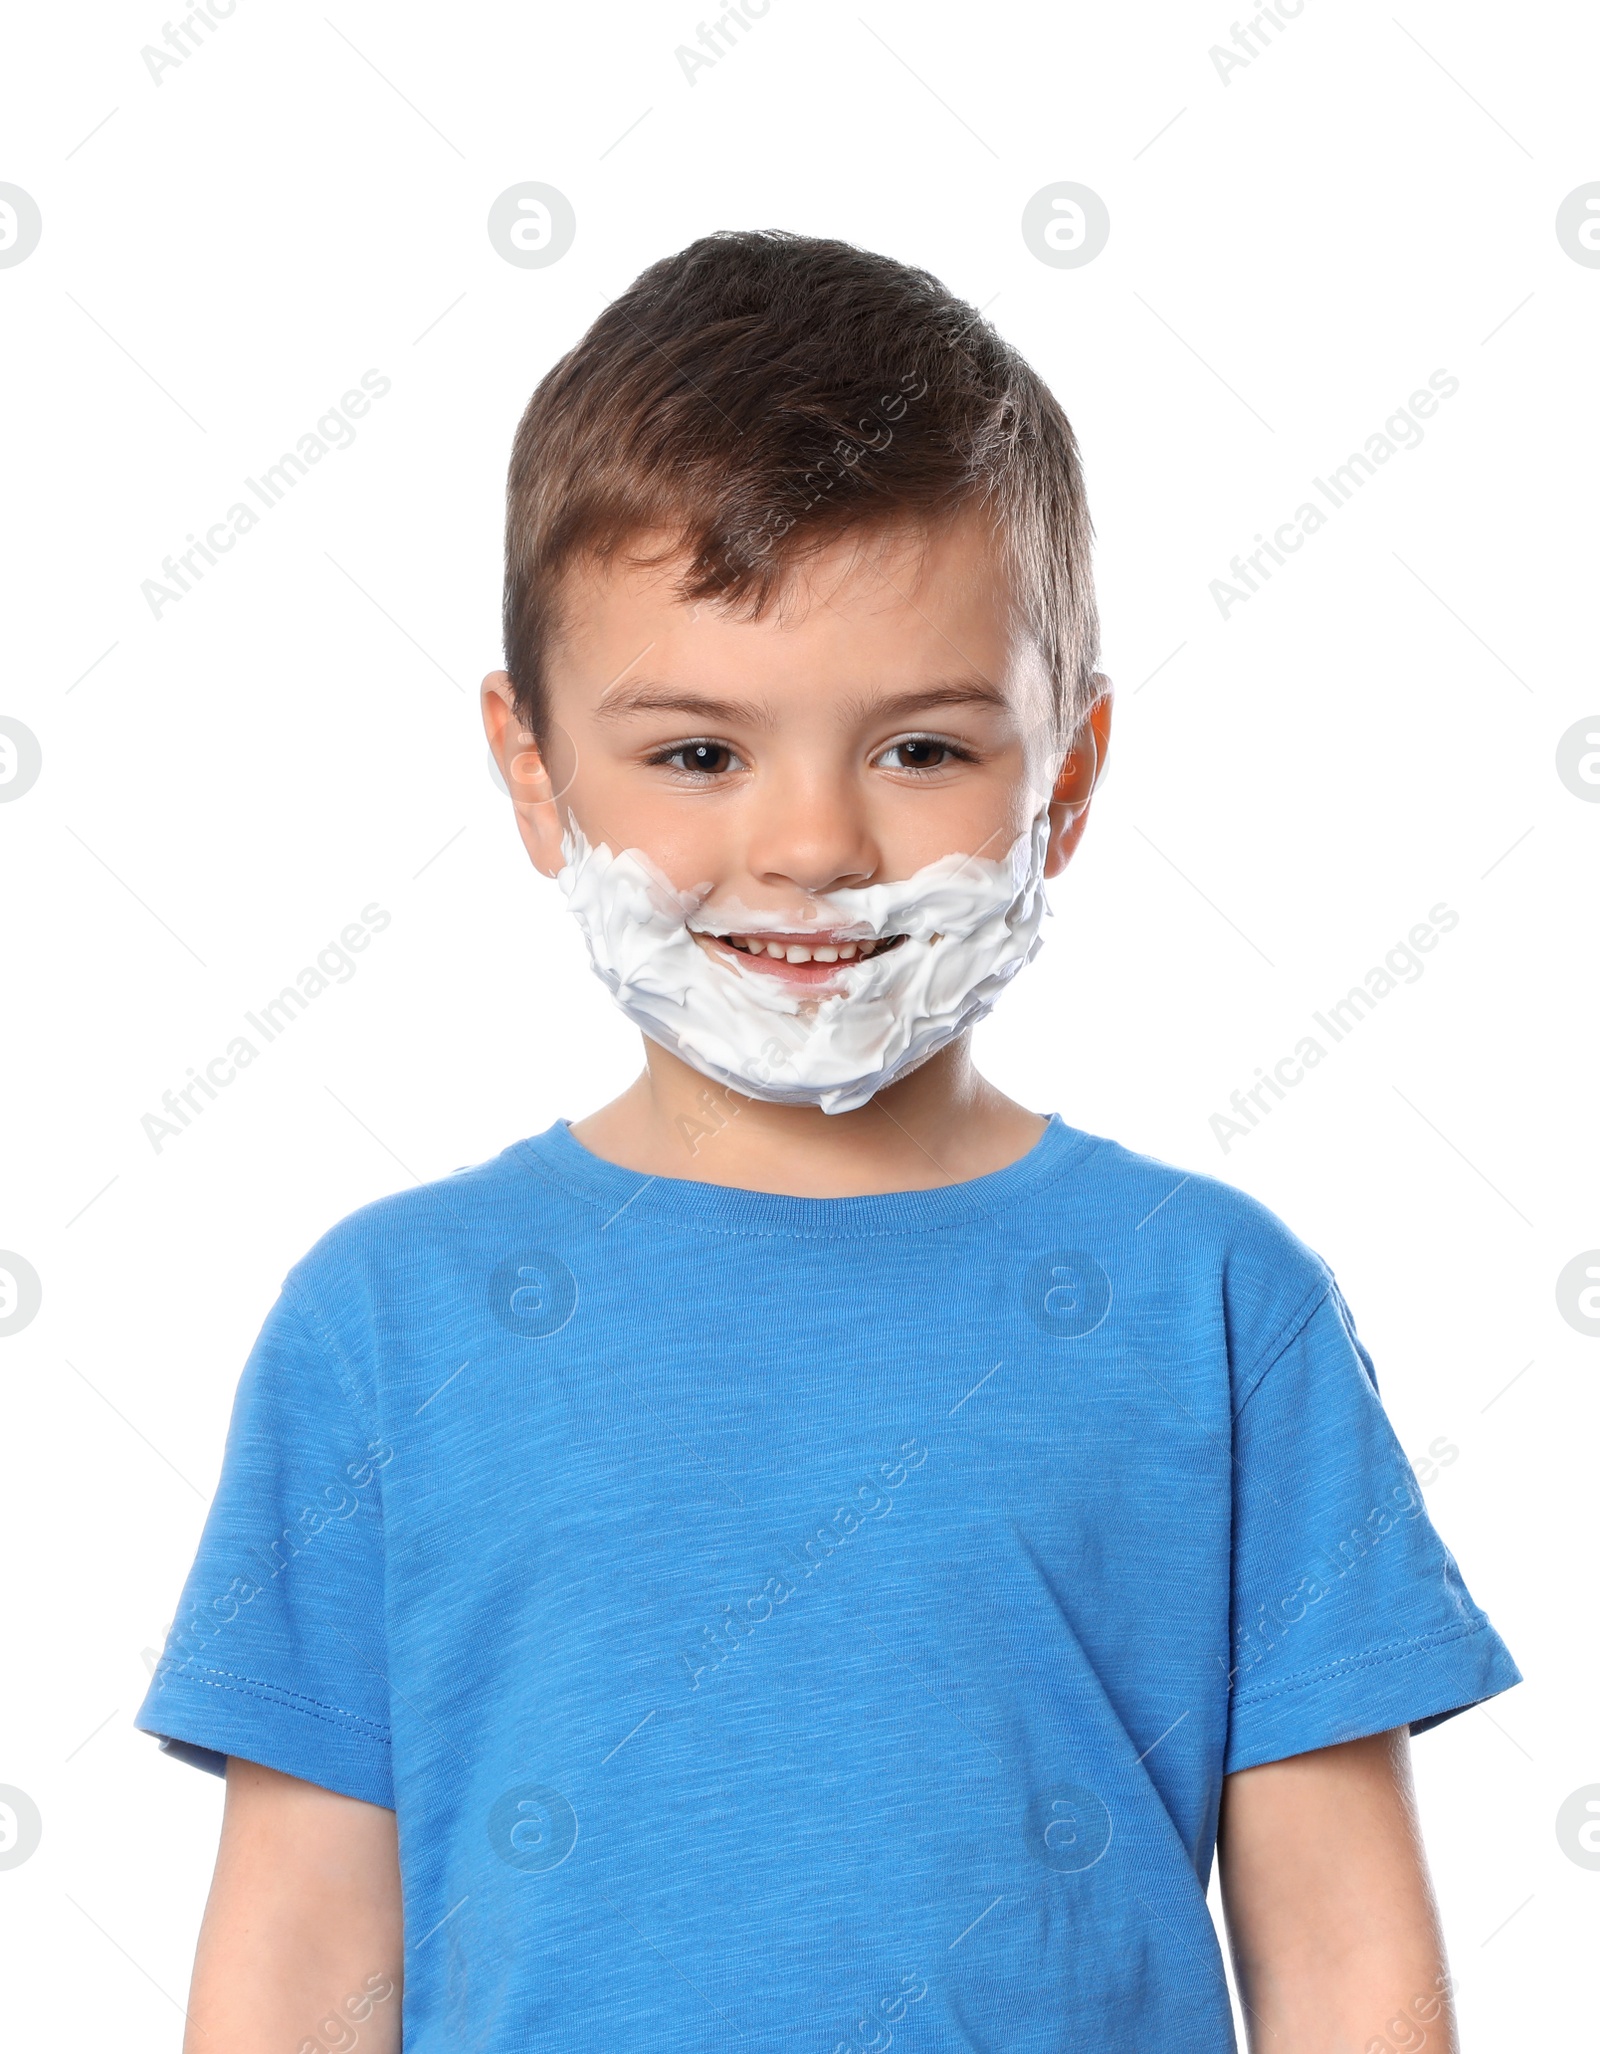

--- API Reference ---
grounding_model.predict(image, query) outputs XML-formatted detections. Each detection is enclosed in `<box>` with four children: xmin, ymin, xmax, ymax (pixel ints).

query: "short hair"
<box><xmin>502</xmin><ymin>229</ymin><xmax>1101</xmax><ymax>745</ymax></box>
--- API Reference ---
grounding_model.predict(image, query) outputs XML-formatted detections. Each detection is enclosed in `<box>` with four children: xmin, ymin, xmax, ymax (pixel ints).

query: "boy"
<box><xmin>138</xmin><ymin>231</ymin><xmax>1519</xmax><ymax>2053</ymax></box>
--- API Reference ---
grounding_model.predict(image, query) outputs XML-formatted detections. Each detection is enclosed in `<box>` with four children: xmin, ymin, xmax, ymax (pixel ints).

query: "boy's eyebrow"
<box><xmin>591</xmin><ymin>677</ymin><xmax>1010</xmax><ymax>728</ymax></box>
<box><xmin>839</xmin><ymin>678</ymin><xmax>1010</xmax><ymax>722</ymax></box>
<box><xmin>592</xmin><ymin>684</ymin><xmax>777</xmax><ymax>728</ymax></box>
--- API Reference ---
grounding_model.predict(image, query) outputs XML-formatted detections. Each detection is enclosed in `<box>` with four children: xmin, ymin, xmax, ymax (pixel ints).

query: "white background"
<box><xmin>2</xmin><ymin>0</ymin><xmax>1597</xmax><ymax>2043</ymax></box>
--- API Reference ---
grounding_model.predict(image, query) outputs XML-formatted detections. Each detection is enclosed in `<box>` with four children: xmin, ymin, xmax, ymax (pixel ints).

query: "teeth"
<box><xmin>719</xmin><ymin>933</ymin><xmax>901</xmax><ymax>963</ymax></box>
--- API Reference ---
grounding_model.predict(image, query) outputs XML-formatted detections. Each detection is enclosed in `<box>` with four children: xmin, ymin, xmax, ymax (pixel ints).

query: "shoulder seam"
<box><xmin>1232</xmin><ymin>1269</ymin><xmax>1335</xmax><ymax>1419</ymax></box>
<box><xmin>276</xmin><ymin>1278</ymin><xmax>381</xmax><ymax>1445</ymax></box>
<box><xmin>512</xmin><ymin>1135</ymin><xmax>613</xmax><ymax>1222</ymax></box>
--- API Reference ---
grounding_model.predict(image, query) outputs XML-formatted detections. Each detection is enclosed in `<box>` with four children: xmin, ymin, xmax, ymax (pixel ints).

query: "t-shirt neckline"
<box><xmin>514</xmin><ymin>1111</ymin><xmax>1097</xmax><ymax>1239</ymax></box>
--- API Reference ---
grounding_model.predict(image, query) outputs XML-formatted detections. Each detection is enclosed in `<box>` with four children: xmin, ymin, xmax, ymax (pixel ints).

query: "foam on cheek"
<box><xmin>556</xmin><ymin>811</ymin><xmax>1052</xmax><ymax>1113</ymax></box>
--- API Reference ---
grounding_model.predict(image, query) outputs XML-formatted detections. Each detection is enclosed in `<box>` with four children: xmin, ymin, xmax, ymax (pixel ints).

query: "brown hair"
<box><xmin>502</xmin><ymin>229</ymin><xmax>1100</xmax><ymax>744</ymax></box>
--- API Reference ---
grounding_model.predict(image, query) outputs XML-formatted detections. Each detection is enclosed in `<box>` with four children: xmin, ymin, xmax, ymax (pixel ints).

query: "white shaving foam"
<box><xmin>555</xmin><ymin>808</ymin><xmax>1052</xmax><ymax>1114</ymax></box>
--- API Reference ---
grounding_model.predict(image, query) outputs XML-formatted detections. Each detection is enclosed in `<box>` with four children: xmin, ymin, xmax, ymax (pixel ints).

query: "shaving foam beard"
<box><xmin>555</xmin><ymin>809</ymin><xmax>1052</xmax><ymax>1115</ymax></box>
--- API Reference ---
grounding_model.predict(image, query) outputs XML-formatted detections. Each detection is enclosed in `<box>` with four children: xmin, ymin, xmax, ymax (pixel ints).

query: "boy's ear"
<box><xmin>1044</xmin><ymin>682</ymin><xmax>1112</xmax><ymax>879</ymax></box>
<box><xmin>481</xmin><ymin>670</ymin><xmax>568</xmax><ymax>878</ymax></box>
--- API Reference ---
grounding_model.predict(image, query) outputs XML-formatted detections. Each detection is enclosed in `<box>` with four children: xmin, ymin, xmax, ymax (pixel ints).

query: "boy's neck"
<box><xmin>568</xmin><ymin>1035</ymin><xmax>1049</xmax><ymax>1198</ymax></box>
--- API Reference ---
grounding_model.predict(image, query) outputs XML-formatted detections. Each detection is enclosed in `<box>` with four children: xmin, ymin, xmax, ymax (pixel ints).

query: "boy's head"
<box><xmin>498</xmin><ymin>228</ymin><xmax>1102</xmax><ymax>759</ymax></box>
<box><xmin>482</xmin><ymin>230</ymin><xmax>1111</xmax><ymax>1112</ymax></box>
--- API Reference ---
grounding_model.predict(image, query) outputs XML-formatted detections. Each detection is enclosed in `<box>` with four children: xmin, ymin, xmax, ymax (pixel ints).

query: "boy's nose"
<box><xmin>742</xmin><ymin>784</ymin><xmax>880</xmax><ymax>896</ymax></box>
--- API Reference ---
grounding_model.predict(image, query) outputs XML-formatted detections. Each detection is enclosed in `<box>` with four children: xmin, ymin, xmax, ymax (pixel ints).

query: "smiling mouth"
<box><xmin>692</xmin><ymin>930</ymin><xmax>909</xmax><ymax>980</ymax></box>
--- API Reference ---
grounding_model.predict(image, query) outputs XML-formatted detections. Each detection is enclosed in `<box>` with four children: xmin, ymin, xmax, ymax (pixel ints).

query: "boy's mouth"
<box><xmin>692</xmin><ymin>929</ymin><xmax>909</xmax><ymax>984</ymax></box>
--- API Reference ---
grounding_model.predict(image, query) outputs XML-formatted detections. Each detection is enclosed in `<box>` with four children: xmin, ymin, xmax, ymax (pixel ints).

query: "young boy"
<box><xmin>138</xmin><ymin>230</ymin><xmax>1519</xmax><ymax>2053</ymax></box>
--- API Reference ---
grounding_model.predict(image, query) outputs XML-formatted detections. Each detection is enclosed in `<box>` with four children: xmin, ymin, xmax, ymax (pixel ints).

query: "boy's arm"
<box><xmin>1218</xmin><ymin>1727</ymin><xmax>1456</xmax><ymax>2054</ymax></box>
<box><xmin>183</xmin><ymin>1758</ymin><xmax>404</xmax><ymax>2054</ymax></box>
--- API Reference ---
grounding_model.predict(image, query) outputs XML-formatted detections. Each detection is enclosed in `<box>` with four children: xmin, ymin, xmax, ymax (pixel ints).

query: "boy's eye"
<box><xmin>878</xmin><ymin>735</ymin><xmax>968</xmax><ymax>772</ymax></box>
<box><xmin>656</xmin><ymin>740</ymin><xmax>742</xmax><ymax>776</ymax></box>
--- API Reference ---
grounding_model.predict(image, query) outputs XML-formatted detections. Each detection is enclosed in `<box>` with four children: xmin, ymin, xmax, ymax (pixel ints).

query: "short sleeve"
<box><xmin>134</xmin><ymin>1285</ymin><xmax>394</xmax><ymax>1806</ymax></box>
<box><xmin>1225</xmin><ymin>1281</ymin><xmax>1520</xmax><ymax>1775</ymax></box>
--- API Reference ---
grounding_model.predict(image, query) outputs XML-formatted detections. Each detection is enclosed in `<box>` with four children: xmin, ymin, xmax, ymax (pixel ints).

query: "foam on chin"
<box><xmin>556</xmin><ymin>811</ymin><xmax>1052</xmax><ymax>1114</ymax></box>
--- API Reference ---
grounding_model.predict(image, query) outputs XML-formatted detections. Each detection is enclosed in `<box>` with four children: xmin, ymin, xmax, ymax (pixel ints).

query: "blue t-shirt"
<box><xmin>137</xmin><ymin>1115</ymin><xmax>1518</xmax><ymax>2052</ymax></box>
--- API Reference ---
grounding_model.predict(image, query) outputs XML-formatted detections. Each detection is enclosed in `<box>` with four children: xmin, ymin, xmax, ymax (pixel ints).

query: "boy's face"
<box><xmin>483</xmin><ymin>512</ymin><xmax>1108</xmax><ymax>985</ymax></box>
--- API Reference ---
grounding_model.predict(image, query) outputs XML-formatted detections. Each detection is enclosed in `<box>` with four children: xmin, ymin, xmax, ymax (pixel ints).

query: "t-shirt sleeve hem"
<box><xmin>135</xmin><ymin>1666</ymin><xmax>394</xmax><ymax>1808</ymax></box>
<box><xmin>1223</xmin><ymin>1617</ymin><xmax>1522</xmax><ymax>1775</ymax></box>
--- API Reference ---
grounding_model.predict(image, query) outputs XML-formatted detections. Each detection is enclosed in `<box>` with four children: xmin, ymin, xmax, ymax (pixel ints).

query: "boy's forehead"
<box><xmin>549</xmin><ymin>514</ymin><xmax>1043</xmax><ymax>714</ymax></box>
